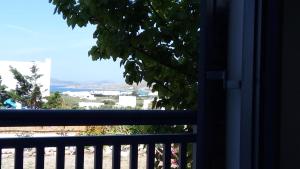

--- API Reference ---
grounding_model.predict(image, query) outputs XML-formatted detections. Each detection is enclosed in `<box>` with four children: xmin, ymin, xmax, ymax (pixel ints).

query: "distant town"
<box><xmin>52</xmin><ymin>81</ymin><xmax>158</xmax><ymax>110</ymax></box>
<box><xmin>0</xmin><ymin>59</ymin><xmax>158</xmax><ymax>110</ymax></box>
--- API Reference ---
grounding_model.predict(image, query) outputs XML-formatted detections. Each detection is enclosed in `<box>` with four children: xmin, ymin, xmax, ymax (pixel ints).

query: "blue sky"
<box><xmin>0</xmin><ymin>1</ymin><xmax>124</xmax><ymax>83</ymax></box>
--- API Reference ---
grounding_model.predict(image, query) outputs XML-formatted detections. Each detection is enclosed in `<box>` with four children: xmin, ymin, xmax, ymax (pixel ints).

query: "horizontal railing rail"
<box><xmin>0</xmin><ymin>134</ymin><xmax>196</xmax><ymax>148</ymax></box>
<box><xmin>0</xmin><ymin>110</ymin><xmax>196</xmax><ymax>126</ymax></box>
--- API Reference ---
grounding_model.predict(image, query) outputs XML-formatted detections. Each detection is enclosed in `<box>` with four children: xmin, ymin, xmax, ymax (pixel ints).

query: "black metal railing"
<box><xmin>0</xmin><ymin>110</ymin><xmax>197</xmax><ymax>169</ymax></box>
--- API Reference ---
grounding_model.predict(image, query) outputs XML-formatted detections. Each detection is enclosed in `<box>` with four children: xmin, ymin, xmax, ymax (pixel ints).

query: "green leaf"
<box><xmin>49</xmin><ymin>0</ymin><xmax>200</xmax><ymax>110</ymax></box>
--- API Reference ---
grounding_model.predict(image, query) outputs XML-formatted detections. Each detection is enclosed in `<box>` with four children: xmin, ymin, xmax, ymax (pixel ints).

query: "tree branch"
<box><xmin>146</xmin><ymin>1</ymin><xmax>195</xmax><ymax>58</ymax></box>
<box><xmin>146</xmin><ymin>0</ymin><xmax>166</xmax><ymax>23</ymax></box>
<box><xmin>153</xmin><ymin>80</ymin><xmax>175</xmax><ymax>95</ymax></box>
<box><xmin>90</xmin><ymin>15</ymin><xmax>197</xmax><ymax>80</ymax></box>
<box><xmin>131</xmin><ymin>45</ymin><xmax>197</xmax><ymax>80</ymax></box>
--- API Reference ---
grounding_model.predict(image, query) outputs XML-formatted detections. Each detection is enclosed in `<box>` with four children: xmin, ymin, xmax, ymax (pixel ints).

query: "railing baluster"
<box><xmin>56</xmin><ymin>146</ymin><xmax>65</xmax><ymax>169</ymax></box>
<box><xmin>94</xmin><ymin>145</ymin><xmax>103</xmax><ymax>169</ymax></box>
<box><xmin>75</xmin><ymin>145</ymin><xmax>84</xmax><ymax>169</ymax></box>
<box><xmin>178</xmin><ymin>143</ymin><xmax>187</xmax><ymax>169</ymax></box>
<box><xmin>130</xmin><ymin>144</ymin><xmax>138</xmax><ymax>169</ymax></box>
<box><xmin>147</xmin><ymin>144</ymin><xmax>155</xmax><ymax>169</ymax></box>
<box><xmin>0</xmin><ymin>134</ymin><xmax>195</xmax><ymax>169</ymax></box>
<box><xmin>36</xmin><ymin>146</ymin><xmax>45</xmax><ymax>169</ymax></box>
<box><xmin>163</xmin><ymin>144</ymin><xmax>171</xmax><ymax>169</ymax></box>
<box><xmin>15</xmin><ymin>147</ymin><xmax>23</xmax><ymax>169</ymax></box>
<box><xmin>112</xmin><ymin>144</ymin><xmax>121</xmax><ymax>169</ymax></box>
<box><xmin>0</xmin><ymin>148</ymin><xmax>2</xmax><ymax>169</ymax></box>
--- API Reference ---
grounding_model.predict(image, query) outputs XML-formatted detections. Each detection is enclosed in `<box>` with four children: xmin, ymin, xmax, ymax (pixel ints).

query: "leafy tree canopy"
<box><xmin>49</xmin><ymin>0</ymin><xmax>200</xmax><ymax>109</ymax></box>
<box><xmin>10</xmin><ymin>65</ymin><xmax>44</xmax><ymax>109</ymax></box>
<box><xmin>43</xmin><ymin>92</ymin><xmax>63</xmax><ymax>109</ymax></box>
<box><xmin>0</xmin><ymin>76</ymin><xmax>10</xmax><ymax>106</ymax></box>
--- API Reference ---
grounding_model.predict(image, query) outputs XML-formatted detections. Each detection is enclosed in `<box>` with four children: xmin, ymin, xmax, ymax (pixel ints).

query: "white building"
<box><xmin>91</xmin><ymin>90</ymin><xmax>121</xmax><ymax>96</ymax></box>
<box><xmin>62</xmin><ymin>91</ymin><xmax>96</xmax><ymax>100</ymax></box>
<box><xmin>148</xmin><ymin>91</ymin><xmax>158</xmax><ymax>96</ymax></box>
<box><xmin>0</xmin><ymin>59</ymin><xmax>51</xmax><ymax>97</ymax></box>
<box><xmin>143</xmin><ymin>99</ymin><xmax>153</xmax><ymax>110</ymax></box>
<box><xmin>118</xmin><ymin>96</ymin><xmax>136</xmax><ymax>108</ymax></box>
<box><xmin>78</xmin><ymin>102</ymin><xmax>104</xmax><ymax>109</ymax></box>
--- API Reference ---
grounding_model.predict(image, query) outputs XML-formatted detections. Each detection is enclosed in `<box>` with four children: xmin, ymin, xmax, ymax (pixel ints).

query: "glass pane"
<box><xmin>0</xmin><ymin>1</ymin><xmax>199</xmax><ymax>168</ymax></box>
<box><xmin>0</xmin><ymin>1</ymin><xmax>199</xmax><ymax>111</ymax></box>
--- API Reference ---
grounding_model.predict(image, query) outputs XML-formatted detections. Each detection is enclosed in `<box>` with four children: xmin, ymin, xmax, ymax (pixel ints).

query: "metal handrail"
<box><xmin>0</xmin><ymin>109</ymin><xmax>196</xmax><ymax>126</ymax></box>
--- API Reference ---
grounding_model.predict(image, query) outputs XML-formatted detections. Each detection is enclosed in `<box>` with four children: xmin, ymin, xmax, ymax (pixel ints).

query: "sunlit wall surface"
<box><xmin>0</xmin><ymin>58</ymin><xmax>51</xmax><ymax>96</ymax></box>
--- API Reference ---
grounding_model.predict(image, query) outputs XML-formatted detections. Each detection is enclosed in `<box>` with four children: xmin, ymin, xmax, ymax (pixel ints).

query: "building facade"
<box><xmin>118</xmin><ymin>96</ymin><xmax>136</xmax><ymax>108</ymax></box>
<box><xmin>0</xmin><ymin>59</ymin><xmax>51</xmax><ymax>97</ymax></box>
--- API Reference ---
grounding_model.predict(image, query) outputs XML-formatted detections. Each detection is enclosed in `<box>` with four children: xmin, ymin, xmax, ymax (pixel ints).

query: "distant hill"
<box><xmin>50</xmin><ymin>78</ymin><xmax>149</xmax><ymax>91</ymax></box>
<box><xmin>51</xmin><ymin>78</ymin><xmax>77</xmax><ymax>86</ymax></box>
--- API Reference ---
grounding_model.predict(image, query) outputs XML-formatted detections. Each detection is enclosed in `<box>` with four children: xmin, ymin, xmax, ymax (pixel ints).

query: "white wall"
<box><xmin>78</xmin><ymin>102</ymin><xmax>104</xmax><ymax>109</ymax></box>
<box><xmin>118</xmin><ymin>96</ymin><xmax>136</xmax><ymax>108</ymax></box>
<box><xmin>143</xmin><ymin>99</ymin><xmax>153</xmax><ymax>110</ymax></box>
<box><xmin>0</xmin><ymin>59</ymin><xmax>51</xmax><ymax>97</ymax></box>
<box><xmin>62</xmin><ymin>91</ymin><xmax>96</xmax><ymax>100</ymax></box>
<box><xmin>92</xmin><ymin>90</ymin><xmax>121</xmax><ymax>96</ymax></box>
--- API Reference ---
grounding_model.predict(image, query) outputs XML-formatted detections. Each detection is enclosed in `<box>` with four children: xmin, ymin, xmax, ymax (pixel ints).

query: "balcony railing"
<box><xmin>0</xmin><ymin>109</ymin><xmax>197</xmax><ymax>169</ymax></box>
